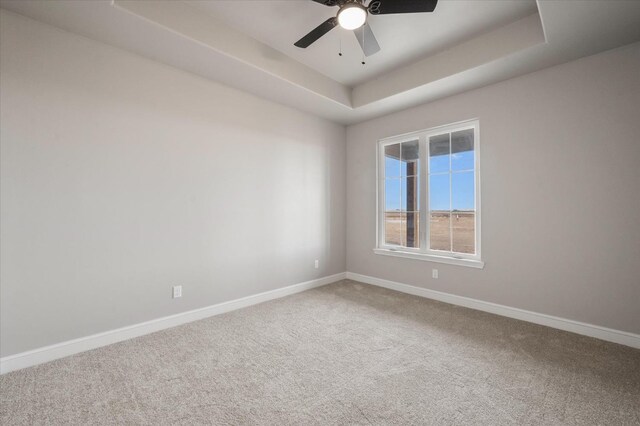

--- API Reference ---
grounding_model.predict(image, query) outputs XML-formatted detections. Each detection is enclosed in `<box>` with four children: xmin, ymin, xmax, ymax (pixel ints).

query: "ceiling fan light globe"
<box><xmin>337</xmin><ymin>4</ymin><xmax>367</xmax><ymax>30</ymax></box>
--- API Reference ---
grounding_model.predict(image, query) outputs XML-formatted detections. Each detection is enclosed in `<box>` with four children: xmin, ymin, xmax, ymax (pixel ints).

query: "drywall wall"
<box><xmin>346</xmin><ymin>42</ymin><xmax>640</xmax><ymax>334</ymax></box>
<box><xmin>0</xmin><ymin>10</ymin><xmax>346</xmax><ymax>357</ymax></box>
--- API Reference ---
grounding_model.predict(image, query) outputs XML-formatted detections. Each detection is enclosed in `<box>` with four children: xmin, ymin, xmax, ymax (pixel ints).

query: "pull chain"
<box><xmin>361</xmin><ymin>24</ymin><xmax>366</xmax><ymax>65</ymax></box>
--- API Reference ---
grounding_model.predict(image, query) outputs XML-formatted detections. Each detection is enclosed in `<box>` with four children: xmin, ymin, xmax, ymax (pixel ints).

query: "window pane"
<box><xmin>451</xmin><ymin>129</ymin><xmax>474</xmax><ymax>171</ymax></box>
<box><xmin>401</xmin><ymin>140</ymin><xmax>419</xmax><ymax>177</ymax></box>
<box><xmin>429</xmin><ymin>133</ymin><xmax>450</xmax><ymax>173</ymax></box>
<box><xmin>430</xmin><ymin>212</ymin><xmax>450</xmax><ymax>251</ymax></box>
<box><xmin>385</xmin><ymin>178</ymin><xmax>401</xmax><ymax>211</ymax></box>
<box><xmin>452</xmin><ymin>212</ymin><xmax>475</xmax><ymax>254</ymax></box>
<box><xmin>385</xmin><ymin>144</ymin><xmax>401</xmax><ymax>177</ymax></box>
<box><xmin>452</xmin><ymin>172</ymin><xmax>475</xmax><ymax>211</ymax></box>
<box><xmin>401</xmin><ymin>176</ymin><xmax>419</xmax><ymax>211</ymax></box>
<box><xmin>385</xmin><ymin>212</ymin><xmax>405</xmax><ymax>246</ymax></box>
<box><xmin>406</xmin><ymin>212</ymin><xmax>419</xmax><ymax>248</ymax></box>
<box><xmin>429</xmin><ymin>173</ymin><xmax>450</xmax><ymax>211</ymax></box>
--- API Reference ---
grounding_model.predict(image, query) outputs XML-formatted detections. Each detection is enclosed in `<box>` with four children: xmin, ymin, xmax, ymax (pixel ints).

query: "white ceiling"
<box><xmin>188</xmin><ymin>0</ymin><xmax>538</xmax><ymax>87</ymax></box>
<box><xmin>1</xmin><ymin>0</ymin><xmax>639</xmax><ymax>124</ymax></box>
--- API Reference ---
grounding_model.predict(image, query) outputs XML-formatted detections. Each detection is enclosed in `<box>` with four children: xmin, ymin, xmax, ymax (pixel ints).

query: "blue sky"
<box><xmin>385</xmin><ymin>150</ymin><xmax>475</xmax><ymax>211</ymax></box>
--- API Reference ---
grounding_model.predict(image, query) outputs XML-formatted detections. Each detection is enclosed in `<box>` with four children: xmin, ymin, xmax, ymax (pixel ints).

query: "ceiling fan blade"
<box><xmin>354</xmin><ymin>24</ymin><xmax>381</xmax><ymax>57</ymax></box>
<box><xmin>368</xmin><ymin>0</ymin><xmax>438</xmax><ymax>15</ymax></box>
<box><xmin>311</xmin><ymin>0</ymin><xmax>341</xmax><ymax>5</ymax></box>
<box><xmin>294</xmin><ymin>17</ymin><xmax>338</xmax><ymax>48</ymax></box>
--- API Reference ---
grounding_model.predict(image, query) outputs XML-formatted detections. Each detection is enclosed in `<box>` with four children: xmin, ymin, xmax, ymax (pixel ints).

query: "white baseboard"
<box><xmin>0</xmin><ymin>272</ymin><xmax>346</xmax><ymax>375</ymax></box>
<box><xmin>346</xmin><ymin>272</ymin><xmax>640</xmax><ymax>349</ymax></box>
<box><xmin>3</xmin><ymin>270</ymin><xmax>636</xmax><ymax>375</ymax></box>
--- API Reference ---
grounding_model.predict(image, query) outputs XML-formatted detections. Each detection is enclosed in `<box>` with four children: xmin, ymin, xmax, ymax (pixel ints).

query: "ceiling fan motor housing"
<box><xmin>368</xmin><ymin>1</ymin><xmax>382</xmax><ymax>15</ymax></box>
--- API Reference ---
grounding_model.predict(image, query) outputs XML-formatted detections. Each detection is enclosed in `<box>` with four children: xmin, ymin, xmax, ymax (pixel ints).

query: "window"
<box><xmin>375</xmin><ymin>120</ymin><xmax>483</xmax><ymax>268</ymax></box>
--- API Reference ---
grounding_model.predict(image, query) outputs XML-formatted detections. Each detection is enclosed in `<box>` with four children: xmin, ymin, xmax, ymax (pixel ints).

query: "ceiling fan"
<box><xmin>294</xmin><ymin>0</ymin><xmax>439</xmax><ymax>57</ymax></box>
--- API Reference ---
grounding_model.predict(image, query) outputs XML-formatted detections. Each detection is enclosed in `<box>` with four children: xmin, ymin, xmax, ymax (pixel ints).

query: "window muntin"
<box><xmin>378</xmin><ymin>120</ymin><xmax>480</xmax><ymax>264</ymax></box>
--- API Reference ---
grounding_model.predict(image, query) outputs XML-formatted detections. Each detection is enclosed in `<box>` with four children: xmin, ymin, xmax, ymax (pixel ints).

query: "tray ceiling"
<box><xmin>188</xmin><ymin>0</ymin><xmax>538</xmax><ymax>87</ymax></box>
<box><xmin>1</xmin><ymin>0</ymin><xmax>639</xmax><ymax>124</ymax></box>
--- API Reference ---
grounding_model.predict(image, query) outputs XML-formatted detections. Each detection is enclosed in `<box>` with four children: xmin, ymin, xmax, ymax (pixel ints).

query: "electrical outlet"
<box><xmin>432</xmin><ymin>269</ymin><xmax>439</xmax><ymax>279</ymax></box>
<box><xmin>314</xmin><ymin>260</ymin><xmax>319</xmax><ymax>269</ymax></box>
<box><xmin>172</xmin><ymin>285</ymin><xmax>182</xmax><ymax>298</ymax></box>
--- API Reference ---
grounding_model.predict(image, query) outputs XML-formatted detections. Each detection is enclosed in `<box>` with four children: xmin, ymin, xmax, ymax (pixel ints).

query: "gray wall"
<box><xmin>346</xmin><ymin>42</ymin><xmax>640</xmax><ymax>334</ymax></box>
<box><xmin>0</xmin><ymin>11</ymin><xmax>346</xmax><ymax>357</ymax></box>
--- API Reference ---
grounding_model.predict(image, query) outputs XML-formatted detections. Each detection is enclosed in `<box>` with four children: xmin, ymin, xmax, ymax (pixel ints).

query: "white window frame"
<box><xmin>374</xmin><ymin>119</ymin><xmax>484</xmax><ymax>269</ymax></box>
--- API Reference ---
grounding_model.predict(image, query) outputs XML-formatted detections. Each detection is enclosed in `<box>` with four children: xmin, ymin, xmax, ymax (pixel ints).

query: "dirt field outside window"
<box><xmin>384</xmin><ymin>211</ymin><xmax>475</xmax><ymax>254</ymax></box>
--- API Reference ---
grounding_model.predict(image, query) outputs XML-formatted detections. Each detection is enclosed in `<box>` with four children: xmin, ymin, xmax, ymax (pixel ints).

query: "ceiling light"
<box><xmin>337</xmin><ymin>3</ymin><xmax>367</xmax><ymax>30</ymax></box>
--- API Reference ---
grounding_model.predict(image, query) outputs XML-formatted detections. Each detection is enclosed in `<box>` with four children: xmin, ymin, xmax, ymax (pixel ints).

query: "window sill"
<box><xmin>373</xmin><ymin>248</ymin><xmax>485</xmax><ymax>269</ymax></box>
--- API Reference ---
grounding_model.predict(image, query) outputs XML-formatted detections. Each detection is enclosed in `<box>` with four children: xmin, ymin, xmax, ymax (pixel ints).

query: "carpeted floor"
<box><xmin>1</xmin><ymin>280</ymin><xmax>639</xmax><ymax>425</ymax></box>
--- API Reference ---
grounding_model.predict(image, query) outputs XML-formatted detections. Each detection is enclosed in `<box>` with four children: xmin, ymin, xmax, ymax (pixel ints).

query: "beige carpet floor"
<box><xmin>1</xmin><ymin>280</ymin><xmax>639</xmax><ymax>425</ymax></box>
